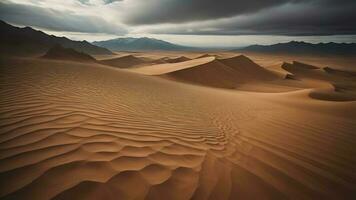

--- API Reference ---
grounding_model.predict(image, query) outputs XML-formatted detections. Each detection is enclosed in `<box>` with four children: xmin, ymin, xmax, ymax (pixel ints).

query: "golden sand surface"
<box><xmin>0</xmin><ymin>53</ymin><xmax>355</xmax><ymax>199</ymax></box>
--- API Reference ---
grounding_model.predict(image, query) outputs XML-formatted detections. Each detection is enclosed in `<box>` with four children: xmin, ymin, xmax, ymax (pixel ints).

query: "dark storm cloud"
<box><xmin>78</xmin><ymin>0</ymin><xmax>122</xmax><ymax>5</ymax></box>
<box><xmin>103</xmin><ymin>0</ymin><xmax>122</xmax><ymax>4</ymax></box>
<box><xmin>0</xmin><ymin>1</ymin><xmax>126</xmax><ymax>34</ymax></box>
<box><xmin>1</xmin><ymin>0</ymin><xmax>355</xmax><ymax>36</ymax></box>
<box><xmin>134</xmin><ymin>0</ymin><xmax>356</xmax><ymax>36</ymax></box>
<box><xmin>123</xmin><ymin>0</ymin><xmax>306</xmax><ymax>25</ymax></box>
<box><xmin>234</xmin><ymin>1</ymin><xmax>356</xmax><ymax>36</ymax></box>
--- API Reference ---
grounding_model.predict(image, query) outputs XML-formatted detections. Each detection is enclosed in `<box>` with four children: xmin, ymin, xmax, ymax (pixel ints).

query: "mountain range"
<box><xmin>2</xmin><ymin>20</ymin><xmax>355</xmax><ymax>56</ymax></box>
<box><xmin>0</xmin><ymin>20</ymin><xmax>112</xmax><ymax>56</ymax></box>
<box><xmin>241</xmin><ymin>41</ymin><xmax>356</xmax><ymax>55</ymax></box>
<box><xmin>93</xmin><ymin>37</ymin><xmax>195</xmax><ymax>51</ymax></box>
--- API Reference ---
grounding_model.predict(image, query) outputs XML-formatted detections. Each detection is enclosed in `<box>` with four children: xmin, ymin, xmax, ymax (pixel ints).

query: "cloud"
<box><xmin>130</xmin><ymin>0</ymin><xmax>356</xmax><ymax>36</ymax></box>
<box><xmin>122</xmin><ymin>0</ymin><xmax>306</xmax><ymax>25</ymax></box>
<box><xmin>1</xmin><ymin>0</ymin><xmax>355</xmax><ymax>37</ymax></box>
<box><xmin>102</xmin><ymin>0</ymin><xmax>122</xmax><ymax>4</ymax></box>
<box><xmin>78</xmin><ymin>0</ymin><xmax>122</xmax><ymax>5</ymax></box>
<box><xmin>0</xmin><ymin>1</ymin><xmax>126</xmax><ymax>35</ymax></box>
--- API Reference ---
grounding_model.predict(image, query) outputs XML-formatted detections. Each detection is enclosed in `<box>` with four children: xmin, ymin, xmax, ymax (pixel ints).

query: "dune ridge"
<box><xmin>99</xmin><ymin>55</ymin><xmax>147</xmax><ymax>68</ymax></box>
<box><xmin>42</xmin><ymin>45</ymin><xmax>96</xmax><ymax>63</ymax></box>
<box><xmin>281</xmin><ymin>61</ymin><xmax>356</xmax><ymax>101</ymax></box>
<box><xmin>164</xmin><ymin>56</ymin><xmax>191</xmax><ymax>63</ymax></box>
<box><xmin>133</xmin><ymin>55</ymin><xmax>278</xmax><ymax>89</ymax></box>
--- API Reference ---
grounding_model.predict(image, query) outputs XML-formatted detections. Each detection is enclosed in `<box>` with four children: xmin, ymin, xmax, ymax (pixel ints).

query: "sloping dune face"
<box><xmin>0</xmin><ymin>57</ymin><xmax>356</xmax><ymax>199</ymax></box>
<box><xmin>164</xmin><ymin>55</ymin><xmax>278</xmax><ymax>89</ymax></box>
<box><xmin>42</xmin><ymin>45</ymin><xmax>97</xmax><ymax>63</ymax></box>
<box><xmin>164</xmin><ymin>56</ymin><xmax>191</xmax><ymax>63</ymax></box>
<box><xmin>218</xmin><ymin>55</ymin><xmax>277</xmax><ymax>80</ymax></box>
<box><xmin>131</xmin><ymin>57</ymin><xmax>216</xmax><ymax>75</ymax></box>
<box><xmin>99</xmin><ymin>55</ymin><xmax>146</xmax><ymax>68</ymax></box>
<box><xmin>134</xmin><ymin>55</ymin><xmax>278</xmax><ymax>89</ymax></box>
<box><xmin>282</xmin><ymin>61</ymin><xmax>356</xmax><ymax>101</ymax></box>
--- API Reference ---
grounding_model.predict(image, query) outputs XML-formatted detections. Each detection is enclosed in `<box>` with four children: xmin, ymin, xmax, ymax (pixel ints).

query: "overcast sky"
<box><xmin>1</xmin><ymin>0</ymin><xmax>356</xmax><ymax>47</ymax></box>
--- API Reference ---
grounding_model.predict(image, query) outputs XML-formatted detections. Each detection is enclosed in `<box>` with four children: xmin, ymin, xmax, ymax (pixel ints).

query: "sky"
<box><xmin>1</xmin><ymin>0</ymin><xmax>356</xmax><ymax>47</ymax></box>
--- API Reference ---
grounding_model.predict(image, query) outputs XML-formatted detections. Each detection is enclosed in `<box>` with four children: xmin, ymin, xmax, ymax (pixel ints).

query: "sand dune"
<box><xmin>195</xmin><ymin>54</ymin><xmax>218</xmax><ymax>59</ymax></box>
<box><xmin>164</xmin><ymin>56</ymin><xmax>191</xmax><ymax>63</ymax></box>
<box><xmin>166</xmin><ymin>55</ymin><xmax>279</xmax><ymax>89</ymax></box>
<box><xmin>164</xmin><ymin>58</ymin><xmax>244</xmax><ymax>89</ymax></box>
<box><xmin>131</xmin><ymin>57</ymin><xmax>215</xmax><ymax>75</ymax></box>
<box><xmin>217</xmin><ymin>55</ymin><xmax>278</xmax><ymax>81</ymax></box>
<box><xmin>99</xmin><ymin>55</ymin><xmax>147</xmax><ymax>68</ymax></box>
<box><xmin>280</xmin><ymin>61</ymin><xmax>356</xmax><ymax>101</ymax></box>
<box><xmin>324</xmin><ymin>67</ymin><xmax>356</xmax><ymax>78</ymax></box>
<box><xmin>281</xmin><ymin>62</ymin><xmax>326</xmax><ymax>80</ymax></box>
<box><xmin>42</xmin><ymin>45</ymin><xmax>96</xmax><ymax>63</ymax></box>
<box><xmin>133</xmin><ymin>55</ymin><xmax>279</xmax><ymax>89</ymax></box>
<box><xmin>0</xmin><ymin>55</ymin><xmax>355</xmax><ymax>200</ymax></box>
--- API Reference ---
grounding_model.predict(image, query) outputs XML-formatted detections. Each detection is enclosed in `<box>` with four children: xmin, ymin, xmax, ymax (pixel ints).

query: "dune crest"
<box><xmin>99</xmin><ymin>55</ymin><xmax>147</xmax><ymax>68</ymax></box>
<box><xmin>164</xmin><ymin>55</ymin><xmax>279</xmax><ymax>89</ymax></box>
<box><xmin>280</xmin><ymin>61</ymin><xmax>356</xmax><ymax>101</ymax></box>
<box><xmin>164</xmin><ymin>56</ymin><xmax>191</xmax><ymax>63</ymax></box>
<box><xmin>133</xmin><ymin>55</ymin><xmax>279</xmax><ymax>89</ymax></box>
<box><xmin>131</xmin><ymin>57</ymin><xmax>215</xmax><ymax>75</ymax></box>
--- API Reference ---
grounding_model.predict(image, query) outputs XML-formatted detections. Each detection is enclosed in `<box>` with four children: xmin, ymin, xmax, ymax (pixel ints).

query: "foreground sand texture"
<box><xmin>0</xmin><ymin>54</ymin><xmax>356</xmax><ymax>199</ymax></box>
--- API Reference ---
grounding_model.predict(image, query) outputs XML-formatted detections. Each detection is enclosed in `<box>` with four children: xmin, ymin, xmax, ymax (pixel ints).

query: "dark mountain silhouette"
<box><xmin>42</xmin><ymin>45</ymin><xmax>96</xmax><ymax>63</ymax></box>
<box><xmin>93</xmin><ymin>37</ymin><xmax>195</xmax><ymax>51</ymax></box>
<box><xmin>241</xmin><ymin>41</ymin><xmax>356</xmax><ymax>56</ymax></box>
<box><xmin>0</xmin><ymin>20</ymin><xmax>112</xmax><ymax>56</ymax></box>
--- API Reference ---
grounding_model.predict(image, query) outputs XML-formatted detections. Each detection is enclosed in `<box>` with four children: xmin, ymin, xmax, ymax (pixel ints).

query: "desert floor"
<box><xmin>0</xmin><ymin>52</ymin><xmax>355</xmax><ymax>199</ymax></box>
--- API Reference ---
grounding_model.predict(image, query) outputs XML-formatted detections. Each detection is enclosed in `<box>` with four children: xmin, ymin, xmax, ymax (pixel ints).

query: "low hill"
<box><xmin>42</xmin><ymin>45</ymin><xmax>96</xmax><ymax>63</ymax></box>
<box><xmin>241</xmin><ymin>41</ymin><xmax>356</xmax><ymax>56</ymax></box>
<box><xmin>93</xmin><ymin>37</ymin><xmax>195</xmax><ymax>51</ymax></box>
<box><xmin>0</xmin><ymin>20</ymin><xmax>113</xmax><ymax>56</ymax></box>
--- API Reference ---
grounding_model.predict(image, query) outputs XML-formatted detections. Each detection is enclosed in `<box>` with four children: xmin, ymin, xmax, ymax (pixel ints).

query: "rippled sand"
<box><xmin>0</xmin><ymin>56</ymin><xmax>355</xmax><ymax>199</ymax></box>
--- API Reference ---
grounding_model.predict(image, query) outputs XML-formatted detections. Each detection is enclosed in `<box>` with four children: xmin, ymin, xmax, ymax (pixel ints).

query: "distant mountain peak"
<box><xmin>0</xmin><ymin>20</ymin><xmax>113</xmax><ymax>56</ymax></box>
<box><xmin>93</xmin><ymin>37</ymin><xmax>194</xmax><ymax>51</ymax></box>
<box><xmin>241</xmin><ymin>41</ymin><xmax>356</xmax><ymax>55</ymax></box>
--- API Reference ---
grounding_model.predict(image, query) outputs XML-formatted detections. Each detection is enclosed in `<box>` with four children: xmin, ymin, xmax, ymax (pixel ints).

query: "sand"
<box><xmin>99</xmin><ymin>55</ymin><xmax>147</xmax><ymax>68</ymax></box>
<box><xmin>132</xmin><ymin>55</ymin><xmax>278</xmax><ymax>89</ymax></box>
<box><xmin>0</xmin><ymin>53</ymin><xmax>355</xmax><ymax>200</ymax></box>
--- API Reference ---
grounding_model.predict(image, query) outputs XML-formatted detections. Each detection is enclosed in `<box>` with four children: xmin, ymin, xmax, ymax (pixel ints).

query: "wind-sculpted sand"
<box><xmin>99</xmin><ymin>55</ymin><xmax>147</xmax><ymax>68</ymax></box>
<box><xmin>133</xmin><ymin>55</ymin><xmax>278</xmax><ymax>89</ymax></box>
<box><xmin>0</xmin><ymin>56</ymin><xmax>356</xmax><ymax>200</ymax></box>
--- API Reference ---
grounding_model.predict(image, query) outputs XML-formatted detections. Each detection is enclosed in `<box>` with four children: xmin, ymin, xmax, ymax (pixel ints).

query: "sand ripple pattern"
<box><xmin>0</xmin><ymin>58</ymin><xmax>356</xmax><ymax>199</ymax></box>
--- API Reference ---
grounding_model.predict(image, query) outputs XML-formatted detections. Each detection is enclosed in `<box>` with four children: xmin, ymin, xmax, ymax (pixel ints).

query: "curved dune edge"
<box><xmin>98</xmin><ymin>55</ymin><xmax>147</xmax><ymax>68</ymax></box>
<box><xmin>132</xmin><ymin>55</ymin><xmax>279</xmax><ymax>89</ymax></box>
<box><xmin>130</xmin><ymin>56</ymin><xmax>215</xmax><ymax>75</ymax></box>
<box><xmin>0</xmin><ymin>57</ymin><xmax>356</xmax><ymax>199</ymax></box>
<box><xmin>309</xmin><ymin>88</ymin><xmax>356</xmax><ymax>102</ymax></box>
<box><xmin>162</xmin><ymin>55</ymin><xmax>279</xmax><ymax>89</ymax></box>
<box><xmin>281</xmin><ymin>61</ymin><xmax>356</xmax><ymax>101</ymax></box>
